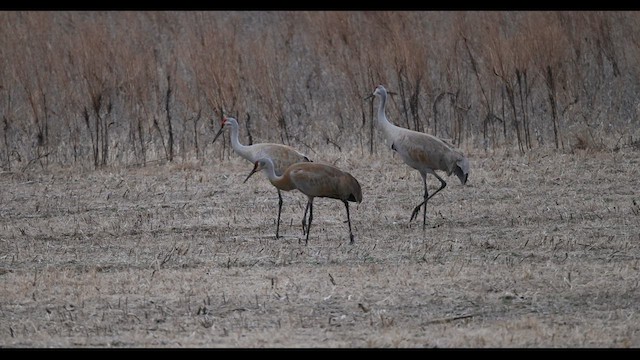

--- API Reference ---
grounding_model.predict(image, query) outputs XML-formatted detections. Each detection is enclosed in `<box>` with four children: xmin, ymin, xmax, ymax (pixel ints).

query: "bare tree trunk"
<box><xmin>72</xmin><ymin>121</ymin><xmax>79</xmax><ymax>164</ymax></box>
<box><xmin>433</xmin><ymin>92</ymin><xmax>443</xmax><ymax>137</ymax></box>
<box><xmin>2</xmin><ymin>90</ymin><xmax>12</xmax><ymax>171</ymax></box>
<box><xmin>154</xmin><ymin>117</ymin><xmax>168</xmax><ymax>161</ymax></box>
<box><xmin>165</xmin><ymin>75</ymin><xmax>174</xmax><ymax>162</ymax></box>
<box><xmin>453</xmin><ymin>90</ymin><xmax>464</xmax><ymax>146</ymax></box>
<box><xmin>41</xmin><ymin>93</ymin><xmax>49</xmax><ymax>167</ymax></box>
<box><xmin>396</xmin><ymin>63</ymin><xmax>411</xmax><ymax>130</ymax></box>
<box><xmin>245</xmin><ymin>112</ymin><xmax>253</xmax><ymax>146</ymax></box>
<box><xmin>463</xmin><ymin>36</ymin><xmax>492</xmax><ymax>124</ymax></box>
<box><xmin>505</xmin><ymin>83</ymin><xmax>525</xmax><ymax>154</ymax></box>
<box><xmin>139</xmin><ymin>118</ymin><xmax>146</xmax><ymax>165</ymax></box>
<box><xmin>2</xmin><ymin>115</ymin><xmax>9</xmax><ymax>171</ymax></box>
<box><xmin>516</xmin><ymin>69</ymin><xmax>531</xmax><ymax>150</ymax></box>
<box><xmin>546</xmin><ymin>66</ymin><xmax>561</xmax><ymax>150</ymax></box>
<box><xmin>101</xmin><ymin>99</ymin><xmax>112</xmax><ymax>166</ymax></box>
<box><xmin>23</xmin><ymin>81</ymin><xmax>45</xmax><ymax>169</ymax></box>
<box><xmin>433</xmin><ymin>91</ymin><xmax>458</xmax><ymax>139</ymax></box>
<box><xmin>83</xmin><ymin>107</ymin><xmax>98</xmax><ymax>168</ymax></box>
<box><xmin>279</xmin><ymin>115</ymin><xmax>290</xmax><ymax>146</ymax></box>
<box><xmin>501</xmin><ymin>86</ymin><xmax>507</xmax><ymax>140</ymax></box>
<box><xmin>193</xmin><ymin>109</ymin><xmax>201</xmax><ymax>160</ymax></box>
<box><xmin>409</xmin><ymin>75</ymin><xmax>423</xmax><ymax>133</ymax></box>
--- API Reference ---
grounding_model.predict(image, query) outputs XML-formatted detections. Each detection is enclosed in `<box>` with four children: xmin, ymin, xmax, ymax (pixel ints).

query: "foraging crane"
<box><xmin>365</xmin><ymin>85</ymin><xmax>469</xmax><ymax>230</ymax></box>
<box><xmin>212</xmin><ymin>115</ymin><xmax>311</xmax><ymax>238</ymax></box>
<box><xmin>243</xmin><ymin>157</ymin><xmax>362</xmax><ymax>245</ymax></box>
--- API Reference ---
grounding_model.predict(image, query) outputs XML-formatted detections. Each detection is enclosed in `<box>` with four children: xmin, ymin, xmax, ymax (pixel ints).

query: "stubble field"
<box><xmin>1</xmin><ymin>147</ymin><xmax>639</xmax><ymax>348</ymax></box>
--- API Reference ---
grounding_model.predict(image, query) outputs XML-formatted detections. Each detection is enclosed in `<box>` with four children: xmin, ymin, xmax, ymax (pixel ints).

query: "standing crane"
<box><xmin>212</xmin><ymin>115</ymin><xmax>312</xmax><ymax>238</ymax></box>
<box><xmin>365</xmin><ymin>85</ymin><xmax>469</xmax><ymax>230</ymax></box>
<box><xmin>243</xmin><ymin>157</ymin><xmax>362</xmax><ymax>245</ymax></box>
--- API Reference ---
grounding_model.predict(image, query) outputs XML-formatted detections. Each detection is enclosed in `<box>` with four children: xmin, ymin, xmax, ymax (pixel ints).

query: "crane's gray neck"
<box><xmin>376</xmin><ymin>90</ymin><xmax>397</xmax><ymax>140</ymax></box>
<box><xmin>263</xmin><ymin>159</ymin><xmax>277</xmax><ymax>180</ymax></box>
<box><xmin>228</xmin><ymin>121</ymin><xmax>251</xmax><ymax>160</ymax></box>
<box><xmin>263</xmin><ymin>158</ymin><xmax>285</xmax><ymax>184</ymax></box>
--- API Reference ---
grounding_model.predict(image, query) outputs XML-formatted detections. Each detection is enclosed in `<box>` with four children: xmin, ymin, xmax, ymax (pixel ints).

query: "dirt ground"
<box><xmin>1</xmin><ymin>147</ymin><xmax>639</xmax><ymax>348</ymax></box>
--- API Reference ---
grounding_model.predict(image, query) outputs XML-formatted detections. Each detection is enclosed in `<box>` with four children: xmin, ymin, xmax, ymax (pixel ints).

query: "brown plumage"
<box><xmin>212</xmin><ymin>116</ymin><xmax>311</xmax><ymax>238</ymax></box>
<box><xmin>366</xmin><ymin>85</ymin><xmax>470</xmax><ymax>230</ymax></box>
<box><xmin>244</xmin><ymin>158</ymin><xmax>363</xmax><ymax>244</ymax></box>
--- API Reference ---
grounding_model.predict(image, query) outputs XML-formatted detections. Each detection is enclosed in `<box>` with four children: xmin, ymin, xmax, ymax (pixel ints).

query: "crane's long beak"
<box><xmin>243</xmin><ymin>162</ymin><xmax>261</xmax><ymax>183</ymax></box>
<box><xmin>363</xmin><ymin>94</ymin><xmax>374</xmax><ymax>101</ymax></box>
<box><xmin>212</xmin><ymin>126</ymin><xmax>225</xmax><ymax>144</ymax></box>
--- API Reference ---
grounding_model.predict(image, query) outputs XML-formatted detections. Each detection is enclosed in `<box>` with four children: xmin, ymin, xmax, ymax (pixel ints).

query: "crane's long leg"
<box><xmin>414</xmin><ymin>174</ymin><xmax>429</xmax><ymax>231</ymax></box>
<box><xmin>275</xmin><ymin>189</ymin><xmax>283</xmax><ymax>239</ymax></box>
<box><xmin>428</xmin><ymin>173</ymin><xmax>447</xmax><ymax>202</ymax></box>
<box><xmin>410</xmin><ymin>173</ymin><xmax>447</xmax><ymax>229</ymax></box>
<box><xmin>422</xmin><ymin>175</ymin><xmax>428</xmax><ymax>231</ymax></box>
<box><xmin>305</xmin><ymin>198</ymin><xmax>314</xmax><ymax>245</ymax></box>
<box><xmin>344</xmin><ymin>201</ymin><xmax>355</xmax><ymax>244</ymax></box>
<box><xmin>302</xmin><ymin>200</ymin><xmax>311</xmax><ymax>235</ymax></box>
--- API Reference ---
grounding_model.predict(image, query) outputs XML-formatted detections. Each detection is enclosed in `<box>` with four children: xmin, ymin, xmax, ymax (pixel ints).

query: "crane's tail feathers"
<box><xmin>347</xmin><ymin>177</ymin><xmax>363</xmax><ymax>203</ymax></box>
<box><xmin>455</xmin><ymin>157</ymin><xmax>470</xmax><ymax>185</ymax></box>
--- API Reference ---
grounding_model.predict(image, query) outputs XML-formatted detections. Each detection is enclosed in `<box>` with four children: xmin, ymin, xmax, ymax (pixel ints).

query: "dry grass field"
<box><xmin>1</xmin><ymin>146</ymin><xmax>639</xmax><ymax>348</ymax></box>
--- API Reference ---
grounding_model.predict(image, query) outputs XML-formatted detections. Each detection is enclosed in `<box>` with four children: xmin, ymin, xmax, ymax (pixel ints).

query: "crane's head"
<box><xmin>364</xmin><ymin>85</ymin><xmax>389</xmax><ymax>101</ymax></box>
<box><xmin>374</xmin><ymin>84</ymin><xmax>386</xmax><ymax>95</ymax></box>
<box><xmin>454</xmin><ymin>156</ymin><xmax>470</xmax><ymax>185</ymax></box>
<box><xmin>243</xmin><ymin>158</ymin><xmax>271</xmax><ymax>183</ymax></box>
<box><xmin>212</xmin><ymin>116</ymin><xmax>236</xmax><ymax>144</ymax></box>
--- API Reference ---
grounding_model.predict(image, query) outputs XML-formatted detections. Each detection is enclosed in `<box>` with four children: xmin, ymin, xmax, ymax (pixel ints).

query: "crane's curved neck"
<box><xmin>228</xmin><ymin>122</ymin><xmax>252</xmax><ymax>160</ymax></box>
<box><xmin>263</xmin><ymin>160</ymin><xmax>291</xmax><ymax>190</ymax></box>
<box><xmin>376</xmin><ymin>90</ymin><xmax>398</xmax><ymax>140</ymax></box>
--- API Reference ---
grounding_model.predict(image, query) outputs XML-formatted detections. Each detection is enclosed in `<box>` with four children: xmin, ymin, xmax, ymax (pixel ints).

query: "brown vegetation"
<box><xmin>1</xmin><ymin>11</ymin><xmax>639</xmax><ymax>171</ymax></box>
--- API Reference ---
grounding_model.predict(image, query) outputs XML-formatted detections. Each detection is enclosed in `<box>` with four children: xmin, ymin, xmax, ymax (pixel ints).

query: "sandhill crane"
<box><xmin>243</xmin><ymin>157</ymin><xmax>362</xmax><ymax>245</ymax></box>
<box><xmin>365</xmin><ymin>84</ymin><xmax>469</xmax><ymax>230</ymax></box>
<box><xmin>212</xmin><ymin>115</ymin><xmax>312</xmax><ymax>238</ymax></box>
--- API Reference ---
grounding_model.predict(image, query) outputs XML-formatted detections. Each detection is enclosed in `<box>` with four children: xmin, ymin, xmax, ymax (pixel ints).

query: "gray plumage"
<box><xmin>367</xmin><ymin>85</ymin><xmax>469</xmax><ymax>229</ymax></box>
